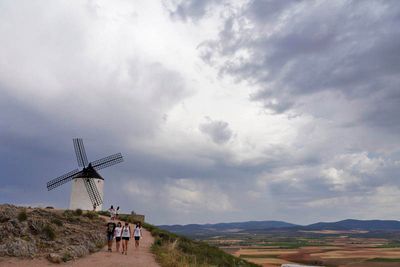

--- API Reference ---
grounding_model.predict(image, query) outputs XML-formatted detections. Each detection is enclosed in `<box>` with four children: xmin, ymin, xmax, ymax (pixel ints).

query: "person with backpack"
<box><xmin>106</xmin><ymin>220</ymin><xmax>116</xmax><ymax>252</ymax></box>
<box><xmin>121</xmin><ymin>222</ymin><xmax>131</xmax><ymax>255</ymax></box>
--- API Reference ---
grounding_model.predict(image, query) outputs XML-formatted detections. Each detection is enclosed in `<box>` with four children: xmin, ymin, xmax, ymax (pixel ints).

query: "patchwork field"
<box><xmin>209</xmin><ymin>233</ymin><xmax>400</xmax><ymax>266</ymax></box>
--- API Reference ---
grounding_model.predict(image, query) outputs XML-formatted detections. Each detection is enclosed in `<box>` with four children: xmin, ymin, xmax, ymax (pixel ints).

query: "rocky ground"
<box><xmin>0</xmin><ymin>204</ymin><xmax>106</xmax><ymax>263</ymax></box>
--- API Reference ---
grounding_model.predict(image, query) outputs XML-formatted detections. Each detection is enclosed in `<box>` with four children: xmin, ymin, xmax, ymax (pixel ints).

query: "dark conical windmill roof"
<box><xmin>75</xmin><ymin>164</ymin><xmax>104</xmax><ymax>180</ymax></box>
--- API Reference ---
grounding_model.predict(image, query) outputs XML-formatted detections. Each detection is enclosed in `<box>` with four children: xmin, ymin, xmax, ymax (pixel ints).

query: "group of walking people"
<box><xmin>106</xmin><ymin>205</ymin><xmax>142</xmax><ymax>255</ymax></box>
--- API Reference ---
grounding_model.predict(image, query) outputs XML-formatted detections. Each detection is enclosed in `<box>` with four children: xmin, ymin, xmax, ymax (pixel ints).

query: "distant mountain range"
<box><xmin>158</xmin><ymin>219</ymin><xmax>400</xmax><ymax>237</ymax></box>
<box><xmin>304</xmin><ymin>219</ymin><xmax>400</xmax><ymax>231</ymax></box>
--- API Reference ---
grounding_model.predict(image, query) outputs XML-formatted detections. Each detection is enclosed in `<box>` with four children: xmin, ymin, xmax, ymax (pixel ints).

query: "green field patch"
<box><xmin>377</xmin><ymin>241</ymin><xmax>400</xmax><ymax>248</ymax></box>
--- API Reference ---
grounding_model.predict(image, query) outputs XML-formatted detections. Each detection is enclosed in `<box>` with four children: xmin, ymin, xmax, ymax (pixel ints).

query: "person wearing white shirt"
<box><xmin>134</xmin><ymin>222</ymin><xmax>142</xmax><ymax>249</ymax></box>
<box><xmin>114</xmin><ymin>222</ymin><xmax>122</xmax><ymax>253</ymax></box>
<box><xmin>108</xmin><ymin>205</ymin><xmax>116</xmax><ymax>220</ymax></box>
<box><xmin>121</xmin><ymin>222</ymin><xmax>131</xmax><ymax>255</ymax></box>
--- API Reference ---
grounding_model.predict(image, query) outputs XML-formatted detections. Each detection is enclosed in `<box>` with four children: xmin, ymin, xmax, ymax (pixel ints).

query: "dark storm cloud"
<box><xmin>2</xmin><ymin>0</ymin><xmax>400</xmax><ymax>225</ymax></box>
<box><xmin>170</xmin><ymin>0</ymin><xmax>400</xmax><ymax>223</ymax></box>
<box><xmin>0</xmin><ymin>1</ymin><xmax>191</xmax><ymax>215</ymax></box>
<box><xmin>198</xmin><ymin>0</ymin><xmax>400</xmax><ymax>122</ymax></box>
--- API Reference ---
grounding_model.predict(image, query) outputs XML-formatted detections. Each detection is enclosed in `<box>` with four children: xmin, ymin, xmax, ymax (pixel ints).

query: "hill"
<box><xmin>0</xmin><ymin>204</ymin><xmax>105</xmax><ymax>263</ymax></box>
<box><xmin>158</xmin><ymin>220</ymin><xmax>297</xmax><ymax>237</ymax></box>
<box><xmin>0</xmin><ymin>204</ymin><xmax>260</xmax><ymax>267</ymax></box>
<box><xmin>146</xmin><ymin>223</ymin><xmax>259</xmax><ymax>267</ymax></box>
<box><xmin>303</xmin><ymin>219</ymin><xmax>400</xmax><ymax>231</ymax></box>
<box><xmin>160</xmin><ymin>219</ymin><xmax>400</xmax><ymax>237</ymax></box>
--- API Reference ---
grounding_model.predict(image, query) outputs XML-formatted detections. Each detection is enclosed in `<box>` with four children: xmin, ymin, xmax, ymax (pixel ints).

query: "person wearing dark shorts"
<box><xmin>133</xmin><ymin>222</ymin><xmax>142</xmax><ymax>249</ymax></box>
<box><xmin>121</xmin><ymin>222</ymin><xmax>131</xmax><ymax>255</ymax></box>
<box><xmin>106</xmin><ymin>220</ymin><xmax>116</xmax><ymax>252</ymax></box>
<box><xmin>114</xmin><ymin>222</ymin><xmax>122</xmax><ymax>253</ymax></box>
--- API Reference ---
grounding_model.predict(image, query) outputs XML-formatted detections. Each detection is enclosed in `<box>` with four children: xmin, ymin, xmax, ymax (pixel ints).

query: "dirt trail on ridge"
<box><xmin>0</xmin><ymin>223</ymin><xmax>160</xmax><ymax>267</ymax></box>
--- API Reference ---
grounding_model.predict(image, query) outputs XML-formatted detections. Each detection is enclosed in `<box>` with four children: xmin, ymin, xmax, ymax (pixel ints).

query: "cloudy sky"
<box><xmin>1</xmin><ymin>0</ymin><xmax>399</xmax><ymax>225</ymax></box>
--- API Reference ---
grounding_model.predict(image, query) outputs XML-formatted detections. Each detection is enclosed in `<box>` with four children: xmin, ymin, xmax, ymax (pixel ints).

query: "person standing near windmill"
<box><xmin>108</xmin><ymin>205</ymin><xmax>116</xmax><ymax>220</ymax></box>
<box><xmin>116</xmin><ymin>206</ymin><xmax>120</xmax><ymax>219</ymax></box>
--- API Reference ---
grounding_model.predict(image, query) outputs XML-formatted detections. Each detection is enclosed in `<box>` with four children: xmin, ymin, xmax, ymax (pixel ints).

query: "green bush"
<box><xmin>75</xmin><ymin>209</ymin><xmax>83</xmax><ymax>216</ymax></box>
<box><xmin>84</xmin><ymin>211</ymin><xmax>98</xmax><ymax>220</ymax></box>
<box><xmin>17</xmin><ymin>210</ymin><xmax>28</xmax><ymax>221</ymax></box>
<box><xmin>95</xmin><ymin>240</ymin><xmax>106</xmax><ymax>249</ymax></box>
<box><xmin>63</xmin><ymin>210</ymin><xmax>75</xmax><ymax>217</ymax></box>
<box><xmin>97</xmin><ymin>210</ymin><xmax>110</xmax><ymax>217</ymax></box>
<box><xmin>62</xmin><ymin>252</ymin><xmax>73</xmax><ymax>262</ymax></box>
<box><xmin>43</xmin><ymin>224</ymin><xmax>56</xmax><ymax>240</ymax></box>
<box><xmin>51</xmin><ymin>218</ymin><xmax>63</xmax><ymax>226</ymax></box>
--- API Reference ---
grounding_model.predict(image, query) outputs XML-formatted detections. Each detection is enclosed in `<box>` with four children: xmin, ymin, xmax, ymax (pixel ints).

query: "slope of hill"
<box><xmin>0</xmin><ymin>204</ymin><xmax>105</xmax><ymax>263</ymax></box>
<box><xmin>304</xmin><ymin>219</ymin><xmax>400</xmax><ymax>231</ymax></box>
<box><xmin>158</xmin><ymin>220</ymin><xmax>298</xmax><ymax>237</ymax></box>
<box><xmin>146</xmin><ymin>223</ymin><xmax>260</xmax><ymax>267</ymax></box>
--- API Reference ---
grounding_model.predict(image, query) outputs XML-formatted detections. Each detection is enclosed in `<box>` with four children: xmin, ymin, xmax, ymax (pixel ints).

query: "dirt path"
<box><xmin>0</xmin><ymin>227</ymin><xmax>160</xmax><ymax>267</ymax></box>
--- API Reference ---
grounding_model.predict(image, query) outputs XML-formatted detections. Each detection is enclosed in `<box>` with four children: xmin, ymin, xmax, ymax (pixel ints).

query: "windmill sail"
<box><xmin>83</xmin><ymin>178</ymin><xmax>103</xmax><ymax>207</ymax></box>
<box><xmin>73</xmin><ymin>138</ymin><xmax>89</xmax><ymax>168</ymax></box>
<box><xmin>92</xmin><ymin>153</ymin><xmax>124</xmax><ymax>170</ymax></box>
<box><xmin>47</xmin><ymin>169</ymin><xmax>81</xmax><ymax>191</ymax></box>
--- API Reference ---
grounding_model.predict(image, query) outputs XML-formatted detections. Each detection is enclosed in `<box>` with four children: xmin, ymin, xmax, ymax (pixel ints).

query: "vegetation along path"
<box><xmin>1</xmin><ymin>215</ymin><xmax>160</xmax><ymax>267</ymax></box>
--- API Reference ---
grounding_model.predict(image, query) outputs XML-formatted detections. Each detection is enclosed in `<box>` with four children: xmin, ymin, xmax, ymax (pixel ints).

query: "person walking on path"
<box><xmin>134</xmin><ymin>222</ymin><xmax>142</xmax><ymax>249</ymax></box>
<box><xmin>108</xmin><ymin>205</ymin><xmax>116</xmax><ymax>220</ymax></box>
<box><xmin>116</xmin><ymin>206</ymin><xmax>120</xmax><ymax>219</ymax></box>
<box><xmin>106</xmin><ymin>220</ymin><xmax>116</xmax><ymax>252</ymax></box>
<box><xmin>121</xmin><ymin>222</ymin><xmax>132</xmax><ymax>255</ymax></box>
<box><xmin>114</xmin><ymin>222</ymin><xmax>122</xmax><ymax>253</ymax></box>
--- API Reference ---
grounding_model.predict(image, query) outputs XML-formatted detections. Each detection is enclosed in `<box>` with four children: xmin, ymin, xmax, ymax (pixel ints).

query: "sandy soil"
<box><xmin>0</xmin><ymin>227</ymin><xmax>160</xmax><ymax>267</ymax></box>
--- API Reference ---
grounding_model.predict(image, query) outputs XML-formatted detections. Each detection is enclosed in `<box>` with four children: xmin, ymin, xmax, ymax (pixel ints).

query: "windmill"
<box><xmin>46</xmin><ymin>138</ymin><xmax>123</xmax><ymax>211</ymax></box>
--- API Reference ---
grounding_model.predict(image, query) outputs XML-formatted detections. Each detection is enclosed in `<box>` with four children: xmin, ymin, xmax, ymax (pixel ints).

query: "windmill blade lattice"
<box><xmin>47</xmin><ymin>169</ymin><xmax>81</xmax><ymax>191</ymax></box>
<box><xmin>83</xmin><ymin>178</ymin><xmax>103</xmax><ymax>207</ymax></box>
<box><xmin>91</xmin><ymin>153</ymin><xmax>124</xmax><ymax>170</ymax></box>
<box><xmin>73</xmin><ymin>138</ymin><xmax>89</xmax><ymax>168</ymax></box>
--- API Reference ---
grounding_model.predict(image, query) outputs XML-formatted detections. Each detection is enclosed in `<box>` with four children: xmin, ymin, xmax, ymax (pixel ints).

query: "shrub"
<box><xmin>21</xmin><ymin>235</ymin><xmax>31</xmax><ymax>242</ymax></box>
<box><xmin>75</xmin><ymin>209</ymin><xmax>83</xmax><ymax>216</ymax></box>
<box><xmin>63</xmin><ymin>210</ymin><xmax>75</xmax><ymax>217</ymax></box>
<box><xmin>95</xmin><ymin>240</ymin><xmax>106</xmax><ymax>249</ymax></box>
<box><xmin>84</xmin><ymin>211</ymin><xmax>98</xmax><ymax>220</ymax></box>
<box><xmin>51</xmin><ymin>218</ymin><xmax>63</xmax><ymax>226</ymax></box>
<box><xmin>43</xmin><ymin>224</ymin><xmax>56</xmax><ymax>240</ymax></box>
<box><xmin>62</xmin><ymin>252</ymin><xmax>73</xmax><ymax>262</ymax></box>
<box><xmin>17</xmin><ymin>210</ymin><xmax>28</xmax><ymax>221</ymax></box>
<box><xmin>97</xmin><ymin>210</ymin><xmax>110</xmax><ymax>217</ymax></box>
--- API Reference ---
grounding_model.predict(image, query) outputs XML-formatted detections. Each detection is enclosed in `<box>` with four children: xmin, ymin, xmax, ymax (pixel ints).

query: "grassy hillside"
<box><xmin>144</xmin><ymin>223</ymin><xmax>260</xmax><ymax>267</ymax></box>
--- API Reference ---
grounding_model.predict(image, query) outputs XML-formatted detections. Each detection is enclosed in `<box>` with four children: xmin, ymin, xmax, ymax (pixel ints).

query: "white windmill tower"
<box><xmin>46</xmin><ymin>138</ymin><xmax>124</xmax><ymax>211</ymax></box>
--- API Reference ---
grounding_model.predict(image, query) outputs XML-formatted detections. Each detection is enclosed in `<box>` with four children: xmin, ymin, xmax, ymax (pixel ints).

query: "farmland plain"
<box><xmin>208</xmin><ymin>231</ymin><xmax>400</xmax><ymax>267</ymax></box>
